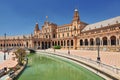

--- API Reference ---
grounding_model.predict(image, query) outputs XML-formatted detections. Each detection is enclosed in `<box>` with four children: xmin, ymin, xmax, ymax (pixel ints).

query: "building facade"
<box><xmin>0</xmin><ymin>9</ymin><xmax>120</xmax><ymax>51</ymax></box>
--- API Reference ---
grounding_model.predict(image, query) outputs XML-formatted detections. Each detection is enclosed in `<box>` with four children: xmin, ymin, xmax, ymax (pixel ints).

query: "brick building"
<box><xmin>0</xmin><ymin>9</ymin><xmax>120</xmax><ymax>51</ymax></box>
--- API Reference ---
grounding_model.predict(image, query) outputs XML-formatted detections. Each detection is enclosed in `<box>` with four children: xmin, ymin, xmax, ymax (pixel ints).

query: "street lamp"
<box><xmin>68</xmin><ymin>40</ymin><xmax>70</xmax><ymax>55</ymax></box>
<box><xmin>4</xmin><ymin>33</ymin><xmax>6</xmax><ymax>60</ymax></box>
<box><xmin>96</xmin><ymin>38</ymin><xmax>100</xmax><ymax>63</ymax></box>
<box><xmin>68</xmin><ymin>47</ymin><xmax>70</xmax><ymax>55</ymax></box>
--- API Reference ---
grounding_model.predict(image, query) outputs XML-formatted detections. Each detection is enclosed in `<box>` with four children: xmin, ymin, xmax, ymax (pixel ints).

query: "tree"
<box><xmin>14</xmin><ymin>48</ymin><xmax>26</xmax><ymax>65</ymax></box>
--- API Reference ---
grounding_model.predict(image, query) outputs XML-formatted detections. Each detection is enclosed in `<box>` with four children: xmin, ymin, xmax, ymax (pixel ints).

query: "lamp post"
<box><xmin>68</xmin><ymin>47</ymin><xmax>70</xmax><ymax>55</ymax></box>
<box><xmin>4</xmin><ymin>33</ymin><xmax>6</xmax><ymax>60</ymax></box>
<box><xmin>96</xmin><ymin>38</ymin><xmax>100</xmax><ymax>63</ymax></box>
<box><xmin>68</xmin><ymin>40</ymin><xmax>70</xmax><ymax>55</ymax></box>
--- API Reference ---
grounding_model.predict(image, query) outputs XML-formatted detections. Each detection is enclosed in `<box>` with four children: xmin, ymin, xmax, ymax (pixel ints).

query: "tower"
<box><xmin>34</xmin><ymin>22</ymin><xmax>39</xmax><ymax>34</ymax></box>
<box><xmin>71</xmin><ymin>9</ymin><xmax>81</xmax><ymax>35</ymax></box>
<box><xmin>72</xmin><ymin>9</ymin><xmax>80</xmax><ymax>22</ymax></box>
<box><xmin>72</xmin><ymin>9</ymin><xmax>80</xmax><ymax>50</ymax></box>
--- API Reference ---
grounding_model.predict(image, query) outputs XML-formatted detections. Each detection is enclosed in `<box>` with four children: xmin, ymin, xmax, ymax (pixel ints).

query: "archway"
<box><xmin>80</xmin><ymin>39</ymin><xmax>83</xmax><ymax>46</ymax></box>
<box><xmin>14</xmin><ymin>44</ymin><xmax>16</xmax><ymax>47</ymax></box>
<box><xmin>96</xmin><ymin>38</ymin><xmax>100</xmax><ymax>45</ymax></box>
<box><xmin>61</xmin><ymin>41</ymin><xmax>63</xmax><ymax>46</ymax></box>
<box><xmin>34</xmin><ymin>41</ymin><xmax>36</xmax><ymax>49</ymax></box>
<box><xmin>71</xmin><ymin>40</ymin><xmax>73</xmax><ymax>46</ymax></box>
<box><xmin>38</xmin><ymin>41</ymin><xmax>40</xmax><ymax>46</ymax></box>
<box><xmin>52</xmin><ymin>41</ymin><xmax>54</xmax><ymax>46</ymax></box>
<box><xmin>85</xmin><ymin>39</ymin><xmax>88</xmax><ymax>46</ymax></box>
<box><xmin>90</xmin><ymin>38</ymin><xmax>94</xmax><ymax>46</ymax></box>
<box><xmin>6</xmin><ymin>44</ymin><xmax>8</xmax><ymax>47</ymax></box>
<box><xmin>48</xmin><ymin>42</ymin><xmax>51</xmax><ymax>48</ymax></box>
<box><xmin>103</xmin><ymin>37</ymin><xmax>107</xmax><ymax>45</ymax></box>
<box><xmin>9</xmin><ymin>44</ymin><xmax>11</xmax><ymax>47</ymax></box>
<box><xmin>110</xmin><ymin>36</ymin><xmax>116</xmax><ymax>45</ymax></box>
<box><xmin>42</xmin><ymin>42</ymin><xmax>44</xmax><ymax>49</ymax></box>
<box><xmin>58</xmin><ymin>41</ymin><xmax>60</xmax><ymax>46</ymax></box>
<box><xmin>38</xmin><ymin>41</ymin><xmax>40</xmax><ymax>49</ymax></box>
<box><xmin>45</xmin><ymin>42</ymin><xmax>47</xmax><ymax>49</ymax></box>
<box><xmin>26</xmin><ymin>42</ymin><xmax>29</xmax><ymax>48</ymax></box>
<box><xmin>64</xmin><ymin>40</ymin><xmax>66</xmax><ymax>46</ymax></box>
<box><xmin>0</xmin><ymin>44</ymin><xmax>2</xmax><ymax>47</ymax></box>
<box><xmin>55</xmin><ymin>41</ymin><xmax>57</xmax><ymax>46</ymax></box>
<box><xmin>67</xmin><ymin>40</ymin><xmax>69</xmax><ymax>46</ymax></box>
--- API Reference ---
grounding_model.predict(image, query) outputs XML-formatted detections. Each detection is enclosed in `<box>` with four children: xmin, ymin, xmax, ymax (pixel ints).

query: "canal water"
<box><xmin>18</xmin><ymin>53</ymin><xmax>104</xmax><ymax>80</ymax></box>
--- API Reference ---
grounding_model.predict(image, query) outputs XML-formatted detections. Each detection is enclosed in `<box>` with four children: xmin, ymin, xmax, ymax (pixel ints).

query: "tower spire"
<box><xmin>34</xmin><ymin>22</ymin><xmax>39</xmax><ymax>31</ymax></box>
<box><xmin>44</xmin><ymin>16</ymin><xmax>49</xmax><ymax>27</ymax></box>
<box><xmin>46</xmin><ymin>16</ymin><xmax>48</xmax><ymax>22</ymax></box>
<box><xmin>72</xmin><ymin>8</ymin><xmax>80</xmax><ymax>22</ymax></box>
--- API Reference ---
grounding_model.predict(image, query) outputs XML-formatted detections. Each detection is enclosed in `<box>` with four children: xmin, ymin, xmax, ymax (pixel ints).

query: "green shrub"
<box><xmin>53</xmin><ymin>45</ymin><xmax>61</xmax><ymax>49</ymax></box>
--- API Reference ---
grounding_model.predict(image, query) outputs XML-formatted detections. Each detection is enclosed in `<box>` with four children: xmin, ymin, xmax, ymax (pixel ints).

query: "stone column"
<box><xmin>60</xmin><ymin>40</ymin><xmax>61</xmax><ymax>46</ymax></box>
<box><xmin>116</xmin><ymin>36</ymin><xmax>119</xmax><ymax>46</ymax></box>
<box><xmin>63</xmin><ymin>40</ymin><xmax>65</xmax><ymax>48</ymax></box>
<box><xmin>119</xmin><ymin>39</ymin><xmax>120</xmax><ymax>46</ymax></box>
<box><xmin>116</xmin><ymin>35</ymin><xmax>119</xmax><ymax>46</ymax></box>
<box><xmin>56</xmin><ymin>40</ymin><xmax>58</xmax><ymax>45</ymax></box>
<box><xmin>100</xmin><ymin>37</ymin><xmax>103</xmax><ymax>46</ymax></box>
<box><xmin>107</xmin><ymin>37</ymin><xmax>110</xmax><ymax>46</ymax></box>
<box><xmin>66</xmin><ymin>40</ymin><xmax>67</xmax><ymax>49</ymax></box>
<box><xmin>54</xmin><ymin>41</ymin><xmax>55</xmax><ymax>46</ymax></box>
<box><xmin>83</xmin><ymin>39</ymin><xmax>85</xmax><ymax>46</ymax></box>
<box><xmin>88</xmin><ymin>38</ymin><xmax>90</xmax><ymax>46</ymax></box>
<box><xmin>77</xmin><ymin>39</ymin><xmax>80</xmax><ymax>49</ymax></box>
<box><xmin>46</xmin><ymin>42</ymin><xmax>48</xmax><ymax>48</ymax></box>
<box><xmin>51</xmin><ymin>41</ymin><xmax>53</xmax><ymax>48</ymax></box>
<box><xmin>73</xmin><ymin>38</ymin><xmax>77</xmax><ymax>49</ymax></box>
<box><xmin>69</xmin><ymin>39</ymin><xmax>71</xmax><ymax>48</ymax></box>
<box><xmin>94</xmin><ymin>38</ymin><xmax>96</xmax><ymax>46</ymax></box>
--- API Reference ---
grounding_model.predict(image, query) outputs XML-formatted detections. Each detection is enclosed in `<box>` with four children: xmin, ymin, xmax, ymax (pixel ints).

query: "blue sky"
<box><xmin>0</xmin><ymin>0</ymin><xmax>120</xmax><ymax>36</ymax></box>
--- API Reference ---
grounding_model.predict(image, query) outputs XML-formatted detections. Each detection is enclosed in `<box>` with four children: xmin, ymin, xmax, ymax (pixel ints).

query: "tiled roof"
<box><xmin>0</xmin><ymin>34</ymin><xmax>31</xmax><ymax>39</ymax></box>
<box><xmin>57</xmin><ymin>24</ymin><xmax>72</xmax><ymax>28</ymax></box>
<box><xmin>82</xmin><ymin>16</ymin><xmax>120</xmax><ymax>32</ymax></box>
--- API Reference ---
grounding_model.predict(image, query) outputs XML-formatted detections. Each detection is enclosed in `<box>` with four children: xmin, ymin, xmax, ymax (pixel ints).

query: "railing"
<box><xmin>39</xmin><ymin>50</ymin><xmax>120</xmax><ymax>75</ymax></box>
<box><xmin>65</xmin><ymin>52</ymin><xmax>120</xmax><ymax>75</ymax></box>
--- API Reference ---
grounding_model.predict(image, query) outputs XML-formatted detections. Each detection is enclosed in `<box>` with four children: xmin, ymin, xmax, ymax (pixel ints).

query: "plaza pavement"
<box><xmin>0</xmin><ymin>51</ymin><xmax>17</xmax><ymax>70</ymax></box>
<box><xmin>0</xmin><ymin>52</ymin><xmax>10</xmax><ymax>64</ymax></box>
<box><xmin>46</xmin><ymin>49</ymin><xmax>120</xmax><ymax>68</ymax></box>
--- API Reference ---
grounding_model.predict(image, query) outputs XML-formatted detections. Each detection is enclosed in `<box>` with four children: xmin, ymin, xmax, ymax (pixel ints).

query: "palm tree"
<box><xmin>14</xmin><ymin>48</ymin><xmax>26</xmax><ymax>65</ymax></box>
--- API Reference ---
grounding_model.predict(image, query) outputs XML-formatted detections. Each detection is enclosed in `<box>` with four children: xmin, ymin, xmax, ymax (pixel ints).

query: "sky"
<box><xmin>0</xmin><ymin>0</ymin><xmax>120</xmax><ymax>36</ymax></box>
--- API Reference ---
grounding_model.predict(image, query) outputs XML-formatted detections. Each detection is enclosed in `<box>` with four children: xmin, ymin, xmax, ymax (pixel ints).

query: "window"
<box><xmin>53</xmin><ymin>34</ymin><xmax>56</xmax><ymax>38</ymax></box>
<box><xmin>58</xmin><ymin>34</ymin><xmax>60</xmax><ymax>38</ymax></box>
<box><xmin>74</xmin><ymin>26</ymin><xmax>76</xmax><ymax>30</ymax></box>
<box><xmin>63</xmin><ymin>34</ymin><xmax>64</xmax><ymax>37</ymax></box>
<box><xmin>67</xmin><ymin>27</ymin><xmax>69</xmax><ymax>31</ymax></box>
<box><xmin>46</xmin><ymin>35</ymin><xmax>48</xmax><ymax>38</ymax></box>
<box><xmin>67</xmin><ymin>33</ymin><xmax>69</xmax><ymax>37</ymax></box>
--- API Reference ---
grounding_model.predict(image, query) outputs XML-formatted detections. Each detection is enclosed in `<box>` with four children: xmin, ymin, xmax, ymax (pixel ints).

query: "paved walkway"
<box><xmin>0</xmin><ymin>51</ymin><xmax>17</xmax><ymax>80</ymax></box>
<box><xmin>0</xmin><ymin>51</ymin><xmax>17</xmax><ymax>70</ymax></box>
<box><xmin>0</xmin><ymin>52</ymin><xmax>10</xmax><ymax>64</ymax></box>
<box><xmin>45</xmin><ymin>49</ymin><xmax>120</xmax><ymax>68</ymax></box>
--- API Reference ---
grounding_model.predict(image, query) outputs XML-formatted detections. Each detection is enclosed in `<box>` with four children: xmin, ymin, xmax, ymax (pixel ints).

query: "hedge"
<box><xmin>53</xmin><ymin>45</ymin><xmax>61</xmax><ymax>49</ymax></box>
